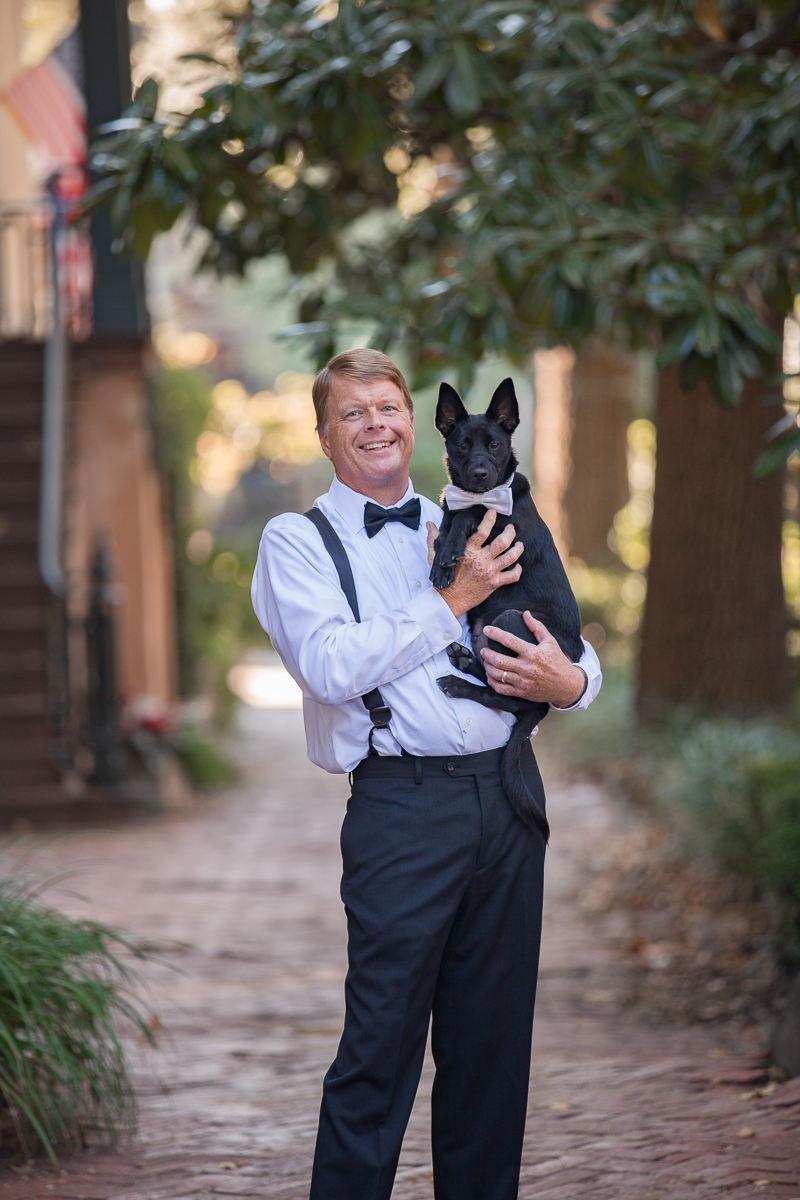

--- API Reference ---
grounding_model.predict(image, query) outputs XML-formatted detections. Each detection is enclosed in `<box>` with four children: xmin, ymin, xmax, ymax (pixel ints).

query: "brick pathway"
<box><xmin>3</xmin><ymin>704</ymin><xmax>799</xmax><ymax>1199</ymax></box>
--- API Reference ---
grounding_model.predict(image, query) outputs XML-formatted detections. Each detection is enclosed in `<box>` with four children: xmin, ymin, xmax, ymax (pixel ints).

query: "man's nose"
<box><xmin>364</xmin><ymin>407</ymin><xmax>387</xmax><ymax>428</ymax></box>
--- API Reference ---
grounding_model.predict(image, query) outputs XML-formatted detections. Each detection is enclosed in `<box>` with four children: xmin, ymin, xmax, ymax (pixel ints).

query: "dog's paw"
<box><xmin>430</xmin><ymin>562</ymin><xmax>456</xmax><ymax>590</ymax></box>
<box><xmin>447</xmin><ymin>642</ymin><xmax>480</xmax><ymax>674</ymax></box>
<box><xmin>437</xmin><ymin>674</ymin><xmax>469</xmax><ymax>698</ymax></box>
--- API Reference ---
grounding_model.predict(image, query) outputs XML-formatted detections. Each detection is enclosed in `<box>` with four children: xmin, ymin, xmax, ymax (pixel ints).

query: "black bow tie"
<box><xmin>363</xmin><ymin>497</ymin><xmax>421</xmax><ymax>538</ymax></box>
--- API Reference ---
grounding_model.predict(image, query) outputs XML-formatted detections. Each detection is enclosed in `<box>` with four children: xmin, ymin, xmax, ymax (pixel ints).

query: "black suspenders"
<box><xmin>303</xmin><ymin>507</ymin><xmax>393</xmax><ymax>756</ymax></box>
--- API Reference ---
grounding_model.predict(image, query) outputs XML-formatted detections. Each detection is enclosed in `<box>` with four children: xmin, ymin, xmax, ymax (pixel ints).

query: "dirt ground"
<box><xmin>2</xmin><ymin>703</ymin><xmax>799</xmax><ymax>1199</ymax></box>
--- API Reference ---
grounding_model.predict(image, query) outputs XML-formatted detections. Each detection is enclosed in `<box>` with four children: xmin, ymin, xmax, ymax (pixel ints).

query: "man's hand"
<box><xmin>426</xmin><ymin>521</ymin><xmax>438</xmax><ymax>567</ymax></box>
<box><xmin>482</xmin><ymin>612</ymin><xmax>586</xmax><ymax>708</ymax></box>
<box><xmin>433</xmin><ymin>509</ymin><xmax>524</xmax><ymax>619</ymax></box>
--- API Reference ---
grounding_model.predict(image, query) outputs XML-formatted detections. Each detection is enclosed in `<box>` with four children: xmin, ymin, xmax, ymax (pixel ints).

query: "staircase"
<box><xmin>0</xmin><ymin>341</ymin><xmax>64</xmax><ymax>806</ymax></box>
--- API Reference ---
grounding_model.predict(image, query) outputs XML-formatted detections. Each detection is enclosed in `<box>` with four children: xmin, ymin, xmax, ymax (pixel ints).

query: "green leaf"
<box><xmin>558</xmin><ymin>247</ymin><xmax>587</xmax><ymax>289</ymax></box>
<box><xmin>444</xmin><ymin>41</ymin><xmax>483</xmax><ymax>117</ymax></box>
<box><xmin>178</xmin><ymin>52</ymin><xmax>226</xmax><ymax>66</ymax></box>
<box><xmin>656</xmin><ymin>317</ymin><xmax>696</xmax><ymax>368</ymax></box>
<box><xmin>694</xmin><ymin>307</ymin><xmax>724</xmax><ymax>356</ymax></box>
<box><xmin>648</xmin><ymin>79</ymin><xmax>693</xmax><ymax>111</ymax></box>
<box><xmin>131</xmin><ymin>77</ymin><xmax>159</xmax><ymax>119</ymax></box>
<box><xmin>160</xmin><ymin>139</ymin><xmax>199</xmax><ymax>183</ymax></box>
<box><xmin>713</xmin><ymin>342</ymin><xmax>744</xmax><ymax>406</ymax></box>
<box><xmin>645</xmin><ymin>263</ymin><xmax>704</xmax><ymax>317</ymax></box>
<box><xmin>410</xmin><ymin>50</ymin><xmax>451</xmax><ymax>104</ymax></box>
<box><xmin>714</xmin><ymin>296</ymin><xmax>782</xmax><ymax>354</ymax></box>
<box><xmin>753</xmin><ymin>424</ymin><xmax>800</xmax><ymax>477</ymax></box>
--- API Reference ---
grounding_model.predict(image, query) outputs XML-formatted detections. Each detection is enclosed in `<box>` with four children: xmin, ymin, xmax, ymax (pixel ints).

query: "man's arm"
<box><xmin>251</xmin><ymin>511</ymin><xmax>523</xmax><ymax>707</ymax></box>
<box><xmin>480</xmin><ymin>612</ymin><xmax>602</xmax><ymax>710</ymax></box>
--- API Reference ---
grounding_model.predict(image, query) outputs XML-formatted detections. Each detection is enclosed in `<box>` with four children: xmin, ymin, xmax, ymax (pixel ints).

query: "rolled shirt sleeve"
<box><xmin>252</xmin><ymin>515</ymin><xmax>463</xmax><ymax>707</ymax></box>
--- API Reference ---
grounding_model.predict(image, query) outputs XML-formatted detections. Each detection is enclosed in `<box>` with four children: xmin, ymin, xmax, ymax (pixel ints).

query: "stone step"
<box><xmin>0</xmin><ymin>648</ymin><xmax>46</xmax><ymax>674</ymax></box>
<box><xmin>0</xmin><ymin>608</ymin><xmax>46</xmax><ymax>631</ymax></box>
<box><xmin>0</xmin><ymin>692</ymin><xmax>47</xmax><ymax>717</ymax></box>
<box><xmin>0</xmin><ymin>401</ymin><xmax>43</xmax><ymax>425</ymax></box>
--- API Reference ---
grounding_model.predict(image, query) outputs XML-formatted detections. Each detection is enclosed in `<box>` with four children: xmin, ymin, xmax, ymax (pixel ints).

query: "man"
<box><xmin>252</xmin><ymin>349</ymin><xmax>601</xmax><ymax>1200</ymax></box>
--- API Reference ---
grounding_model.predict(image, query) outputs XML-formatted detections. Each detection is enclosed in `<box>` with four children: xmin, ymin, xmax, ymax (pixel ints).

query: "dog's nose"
<box><xmin>471</xmin><ymin>468</ymin><xmax>489</xmax><ymax>484</ymax></box>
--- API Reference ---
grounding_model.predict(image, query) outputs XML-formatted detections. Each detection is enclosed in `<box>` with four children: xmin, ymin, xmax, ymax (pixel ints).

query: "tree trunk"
<box><xmin>638</xmin><ymin>368</ymin><xmax>790</xmax><ymax>717</ymax></box>
<box><xmin>532</xmin><ymin>345</ymin><xmax>574</xmax><ymax>561</ymax></box>
<box><xmin>533</xmin><ymin>338</ymin><xmax>637</xmax><ymax>565</ymax></box>
<box><xmin>563</xmin><ymin>336</ymin><xmax>636</xmax><ymax>565</ymax></box>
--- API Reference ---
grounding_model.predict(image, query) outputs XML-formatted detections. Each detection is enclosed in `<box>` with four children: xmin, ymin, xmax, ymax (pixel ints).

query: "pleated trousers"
<box><xmin>309</xmin><ymin>744</ymin><xmax>547</xmax><ymax>1200</ymax></box>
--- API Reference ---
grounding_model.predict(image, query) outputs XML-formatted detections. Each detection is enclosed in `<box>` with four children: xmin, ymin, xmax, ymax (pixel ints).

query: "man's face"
<box><xmin>318</xmin><ymin>376</ymin><xmax>415</xmax><ymax>498</ymax></box>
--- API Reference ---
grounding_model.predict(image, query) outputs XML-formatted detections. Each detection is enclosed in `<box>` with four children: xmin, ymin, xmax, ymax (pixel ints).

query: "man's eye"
<box><xmin>346</xmin><ymin>410</ymin><xmax>360</xmax><ymax>418</ymax></box>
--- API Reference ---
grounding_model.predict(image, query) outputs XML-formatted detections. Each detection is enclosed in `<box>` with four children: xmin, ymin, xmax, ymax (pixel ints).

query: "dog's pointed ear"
<box><xmin>435</xmin><ymin>382</ymin><xmax>469</xmax><ymax>438</ymax></box>
<box><xmin>486</xmin><ymin>377</ymin><xmax>519</xmax><ymax>433</ymax></box>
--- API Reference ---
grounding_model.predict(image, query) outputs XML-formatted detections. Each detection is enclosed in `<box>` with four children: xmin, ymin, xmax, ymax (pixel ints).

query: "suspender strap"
<box><xmin>304</xmin><ymin>507</ymin><xmax>392</xmax><ymax>754</ymax></box>
<box><xmin>304</xmin><ymin>506</ymin><xmax>361</xmax><ymax>619</ymax></box>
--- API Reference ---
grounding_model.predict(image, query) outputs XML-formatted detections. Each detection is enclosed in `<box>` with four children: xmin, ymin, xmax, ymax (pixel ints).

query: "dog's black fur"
<box><xmin>430</xmin><ymin>377</ymin><xmax>583</xmax><ymax>841</ymax></box>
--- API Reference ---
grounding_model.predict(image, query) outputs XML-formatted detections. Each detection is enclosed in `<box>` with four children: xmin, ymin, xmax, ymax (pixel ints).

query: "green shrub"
<box><xmin>0</xmin><ymin>872</ymin><xmax>156</xmax><ymax>1164</ymax></box>
<box><xmin>544</xmin><ymin>676</ymin><xmax>800</xmax><ymax>972</ymax></box>
<box><xmin>654</xmin><ymin>717</ymin><xmax>800</xmax><ymax>964</ymax></box>
<box><xmin>172</xmin><ymin>724</ymin><xmax>237</xmax><ymax>789</ymax></box>
<box><xmin>744</xmin><ymin>755</ymin><xmax>800</xmax><ymax>910</ymax></box>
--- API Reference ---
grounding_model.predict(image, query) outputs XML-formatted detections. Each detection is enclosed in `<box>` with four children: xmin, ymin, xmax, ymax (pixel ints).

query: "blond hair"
<box><xmin>312</xmin><ymin>349</ymin><xmax>414</xmax><ymax>430</ymax></box>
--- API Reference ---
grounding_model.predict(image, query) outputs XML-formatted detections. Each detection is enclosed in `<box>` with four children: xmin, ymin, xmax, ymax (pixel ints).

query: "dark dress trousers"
<box><xmin>309</xmin><ymin>744</ymin><xmax>547</xmax><ymax>1200</ymax></box>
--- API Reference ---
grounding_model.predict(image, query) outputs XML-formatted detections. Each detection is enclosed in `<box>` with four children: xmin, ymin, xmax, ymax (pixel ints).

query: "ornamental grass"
<box><xmin>0</xmin><ymin>865</ymin><xmax>156</xmax><ymax>1165</ymax></box>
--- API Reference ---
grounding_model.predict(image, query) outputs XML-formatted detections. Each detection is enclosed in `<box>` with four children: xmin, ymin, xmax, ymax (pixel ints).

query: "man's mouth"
<box><xmin>361</xmin><ymin>440</ymin><xmax>394</xmax><ymax>451</ymax></box>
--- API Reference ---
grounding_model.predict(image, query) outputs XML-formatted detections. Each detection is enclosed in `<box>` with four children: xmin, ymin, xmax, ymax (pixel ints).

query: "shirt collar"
<box><xmin>328</xmin><ymin>475</ymin><xmax>416</xmax><ymax>532</ymax></box>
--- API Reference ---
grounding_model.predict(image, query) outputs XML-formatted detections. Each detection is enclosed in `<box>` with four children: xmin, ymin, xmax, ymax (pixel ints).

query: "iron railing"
<box><xmin>0</xmin><ymin>197</ymin><xmax>92</xmax><ymax>342</ymax></box>
<box><xmin>0</xmin><ymin>201</ymin><xmax>52</xmax><ymax>340</ymax></box>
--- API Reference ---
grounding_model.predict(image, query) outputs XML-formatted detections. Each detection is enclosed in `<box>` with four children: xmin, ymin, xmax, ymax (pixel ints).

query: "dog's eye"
<box><xmin>490</xmin><ymin>440</ymin><xmax>500</xmax><ymax>450</ymax></box>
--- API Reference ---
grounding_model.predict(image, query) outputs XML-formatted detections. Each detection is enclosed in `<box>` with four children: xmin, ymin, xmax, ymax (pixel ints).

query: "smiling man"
<box><xmin>252</xmin><ymin>349</ymin><xmax>601</xmax><ymax>1200</ymax></box>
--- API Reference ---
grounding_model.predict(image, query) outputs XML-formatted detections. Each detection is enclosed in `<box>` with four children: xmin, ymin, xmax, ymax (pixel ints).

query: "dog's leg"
<box><xmin>430</xmin><ymin>512</ymin><xmax>479</xmax><ymax>591</ymax></box>
<box><xmin>446</xmin><ymin>613</ymin><xmax>489</xmax><ymax>682</ymax></box>
<box><xmin>436</xmin><ymin>674</ymin><xmax>530</xmax><ymax>715</ymax></box>
<box><xmin>430</xmin><ymin>526</ymin><xmax>458</xmax><ymax>590</ymax></box>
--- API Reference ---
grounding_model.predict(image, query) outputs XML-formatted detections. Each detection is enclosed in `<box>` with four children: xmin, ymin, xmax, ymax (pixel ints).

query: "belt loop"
<box><xmin>414</xmin><ymin>757</ymin><xmax>422</xmax><ymax>786</ymax></box>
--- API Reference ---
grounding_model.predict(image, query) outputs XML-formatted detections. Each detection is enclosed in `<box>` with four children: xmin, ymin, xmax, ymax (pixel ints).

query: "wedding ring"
<box><xmin>502</xmin><ymin>671</ymin><xmax>507</xmax><ymax>684</ymax></box>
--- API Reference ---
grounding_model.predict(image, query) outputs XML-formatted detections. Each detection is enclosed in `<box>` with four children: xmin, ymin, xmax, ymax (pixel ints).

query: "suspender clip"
<box><xmin>368</xmin><ymin>705</ymin><xmax>392</xmax><ymax>729</ymax></box>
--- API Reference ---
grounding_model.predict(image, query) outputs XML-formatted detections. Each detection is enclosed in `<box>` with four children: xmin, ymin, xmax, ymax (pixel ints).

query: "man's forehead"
<box><xmin>329</xmin><ymin>375</ymin><xmax>406</xmax><ymax>405</ymax></box>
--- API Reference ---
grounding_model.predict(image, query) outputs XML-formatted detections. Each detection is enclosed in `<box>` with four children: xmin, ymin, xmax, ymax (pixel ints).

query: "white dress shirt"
<box><xmin>252</xmin><ymin>476</ymin><xmax>602</xmax><ymax>773</ymax></box>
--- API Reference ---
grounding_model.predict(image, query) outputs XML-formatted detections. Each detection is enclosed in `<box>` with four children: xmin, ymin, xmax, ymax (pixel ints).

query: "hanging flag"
<box><xmin>2</xmin><ymin>29</ymin><xmax>86</xmax><ymax>171</ymax></box>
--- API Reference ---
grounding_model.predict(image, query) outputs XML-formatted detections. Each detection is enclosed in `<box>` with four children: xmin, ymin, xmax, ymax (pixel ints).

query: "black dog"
<box><xmin>430</xmin><ymin>378</ymin><xmax>583</xmax><ymax>841</ymax></box>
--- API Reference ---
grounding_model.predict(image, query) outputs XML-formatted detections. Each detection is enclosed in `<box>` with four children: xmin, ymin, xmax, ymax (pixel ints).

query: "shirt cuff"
<box><xmin>549</xmin><ymin>638</ymin><xmax>603</xmax><ymax>712</ymax></box>
<box><xmin>405</xmin><ymin>586</ymin><xmax>463</xmax><ymax>654</ymax></box>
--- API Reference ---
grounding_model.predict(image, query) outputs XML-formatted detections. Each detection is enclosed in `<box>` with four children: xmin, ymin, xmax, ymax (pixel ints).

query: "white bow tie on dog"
<box><xmin>444</xmin><ymin>478</ymin><xmax>514</xmax><ymax>516</ymax></box>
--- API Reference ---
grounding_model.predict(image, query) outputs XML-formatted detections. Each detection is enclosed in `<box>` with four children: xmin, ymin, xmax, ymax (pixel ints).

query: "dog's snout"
<box><xmin>472</xmin><ymin>467</ymin><xmax>489</xmax><ymax>483</ymax></box>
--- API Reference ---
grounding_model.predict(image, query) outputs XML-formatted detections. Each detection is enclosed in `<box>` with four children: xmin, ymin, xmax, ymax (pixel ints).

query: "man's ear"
<box><xmin>435</xmin><ymin>383</ymin><xmax>469</xmax><ymax>438</ymax></box>
<box><xmin>317</xmin><ymin>425</ymin><xmax>332</xmax><ymax>461</ymax></box>
<box><xmin>486</xmin><ymin>377</ymin><xmax>519</xmax><ymax>433</ymax></box>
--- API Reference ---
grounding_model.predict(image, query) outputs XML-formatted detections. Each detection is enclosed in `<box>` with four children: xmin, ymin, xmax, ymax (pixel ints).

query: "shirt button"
<box><xmin>415</xmin><ymin>580</ymin><xmax>422</xmax><ymax>588</ymax></box>
<box><xmin>405</xmin><ymin>663</ymin><xmax>410</xmax><ymax>670</ymax></box>
<box><xmin>466</xmin><ymin>717</ymin><xmax>472</xmax><ymax>725</ymax></box>
<box><xmin>398</xmin><ymin>536</ymin><xmax>404</xmax><ymax>543</ymax></box>
<box><xmin>445</xmin><ymin>761</ymin><xmax>455</xmax><ymax>773</ymax></box>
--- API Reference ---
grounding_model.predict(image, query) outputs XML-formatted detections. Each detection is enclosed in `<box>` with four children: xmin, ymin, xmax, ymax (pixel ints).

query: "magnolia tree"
<box><xmin>87</xmin><ymin>0</ymin><xmax>800</xmax><ymax>713</ymax></box>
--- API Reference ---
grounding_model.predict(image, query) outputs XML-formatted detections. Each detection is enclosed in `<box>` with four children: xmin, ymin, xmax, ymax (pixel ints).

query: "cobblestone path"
<box><xmin>4</xmin><ymin>704</ymin><xmax>799</xmax><ymax>1200</ymax></box>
